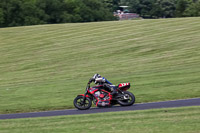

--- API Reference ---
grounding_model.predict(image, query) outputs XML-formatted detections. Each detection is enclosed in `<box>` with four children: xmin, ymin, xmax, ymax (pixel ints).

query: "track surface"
<box><xmin>0</xmin><ymin>98</ymin><xmax>199</xmax><ymax>120</ymax></box>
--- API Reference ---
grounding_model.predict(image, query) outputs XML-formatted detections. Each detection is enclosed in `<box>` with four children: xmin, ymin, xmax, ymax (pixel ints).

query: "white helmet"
<box><xmin>93</xmin><ymin>73</ymin><xmax>101</xmax><ymax>79</ymax></box>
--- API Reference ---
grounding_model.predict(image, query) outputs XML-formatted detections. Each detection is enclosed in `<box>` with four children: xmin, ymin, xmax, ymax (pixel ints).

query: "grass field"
<box><xmin>0</xmin><ymin>17</ymin><xmax>200</xmax><ymax>114</ymax></box>
<box><xmin>0</xmin><ymin>106</ymin><xmax>200</xmax><ymax>133</ymax></box>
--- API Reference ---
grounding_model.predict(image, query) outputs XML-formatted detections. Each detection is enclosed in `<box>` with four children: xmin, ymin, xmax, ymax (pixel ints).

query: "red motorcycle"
<box><xmin>74</xmin><ymin>82</ymin><xmax>135</xmax><ymax>110</ymax></box>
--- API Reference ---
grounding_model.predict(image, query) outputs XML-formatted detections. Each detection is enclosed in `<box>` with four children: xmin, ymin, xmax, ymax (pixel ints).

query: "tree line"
<box><xmin>0</xmin><ymin>0</ymin><xmax>200</xmax><ymax>27</ymax></box>
<box><xmin>120</xmin><ymin>0</ymin><xmax>200</xmax><ymax>18</ymax></box>
<box><xmin>0</xmin><ymin>0</ymin><xmax>117</xmax><ymax>27</ymax></box>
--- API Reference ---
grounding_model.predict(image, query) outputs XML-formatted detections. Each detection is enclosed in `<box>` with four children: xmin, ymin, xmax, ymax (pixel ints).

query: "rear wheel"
<box><xmin>74</xmin><ymin>96</ymin><xmax>92</xmax><ymax>110</ymax></box>
<box><xmin>117</xmin><ymin>91</ymin><xmax>135</xmax><ymax>106</ymax></box>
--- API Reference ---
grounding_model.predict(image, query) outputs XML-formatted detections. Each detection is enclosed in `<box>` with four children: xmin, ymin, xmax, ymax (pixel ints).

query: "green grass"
<box><xmin>0</xmin><ymin>17</ymin><xmax>200</xmax><ymax>114</ymax></box>
<box><xmin>0</xmin><ymin>106</ymin><xmax>200</xmax><ymax>133</ymax></box>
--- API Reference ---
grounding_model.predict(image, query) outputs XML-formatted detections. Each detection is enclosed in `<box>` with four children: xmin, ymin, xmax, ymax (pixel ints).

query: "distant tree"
<box><xmin>0</xmin><ymin>0</ymin><xmax>116</xmax><ymax>27</ymax></box>
<box><xmin>0</xmin><ymin>0</ymin><xmax>23</xmax><ymax>27</ymax></box>
<box><xmin>184</xmin><ymin>0</ymin><xmax>200</xmax><ymax>16</ymax></box>
<box><xmin>102</xmin><ymin>0</ymin><xmax>114</xmax><ymax>11</ymax></box>
<box><xmin>0</xmin><ymin>8</ymin><xmax>4</xmax><ymax>26</ymax></box>
<box><xmin>121</xmin><ymin>0</ymin><xmax>177</xmax><ymax>18</ymax></box>
<box><xmin>150</xmin><ymin>0</ymin><xmax>164</xmax><ymax>18</ymax></box>
<box><xmin>21</xmin><ymin>1</ymin><xmax>48</xmax><ymax>25</ymax></box>
<box><xmin>140</xmin><ymin>0</ymin><xmax>155</xmax><ymax>18</ymax></box>
<box><xmin>128</xmin><ymin>0</ymin><xmax>141</xmax><ymax>13</ymax></box>
<box><xmin>160</xmin><ymin>0</ymin><xmax>176</xmax><ymax>18</ymax></box>
<box><xmin>61</xmin><ymin>0</ymin><xmax>82</xmax><ymax>22</ymax></box>
<box><xmin>35</xmin><ymin>0</ymin><xmax>116</xmax><ymax>23</ymax></box>
<box><xmin>118</xmin><ymin>0</ymin><xmax>200</xmax><ymax>18</ymax></box>
<box><xmin>112</xmin><ymin>0</ymin><xmax>121</xmax><ymax>11</ymax></box>
<box><xmin>79</xmin><ymin>0</ymin><xmax>116</xmax><ymax>22</ymax></box>
<box><xmin>175</xmin><ymin>0</ymin><xmax>190</xmax><ymax>17</ymax></box>
<box><xmin>35</xmin><ymin>0</ymin><xmax>65</xmax><ymax>23</ymax></box>
<box><xmin>0</xmin><ymin>0</ymin><xmax>48</xmax><ymax>27</ymax></box>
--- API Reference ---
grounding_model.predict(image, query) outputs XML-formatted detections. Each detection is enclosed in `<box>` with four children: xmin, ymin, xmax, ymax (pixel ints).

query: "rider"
<box><xmin>88</xmin><ymin>74</ymin><xmax>117</xmax><ymax>96</ymax></box>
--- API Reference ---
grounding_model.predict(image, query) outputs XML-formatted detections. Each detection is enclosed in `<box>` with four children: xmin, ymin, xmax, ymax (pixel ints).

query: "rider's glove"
<box><xmin>89</xmin><ymin>78</ymin><xmax>95</xmax><ymax>84</ymax></box>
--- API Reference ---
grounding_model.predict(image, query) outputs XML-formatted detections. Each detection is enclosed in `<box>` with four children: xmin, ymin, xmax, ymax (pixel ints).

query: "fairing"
<box><xmin>118</xmin><ymin>83</ymin><xmax>130</xmax><ymax>91</ymax></box>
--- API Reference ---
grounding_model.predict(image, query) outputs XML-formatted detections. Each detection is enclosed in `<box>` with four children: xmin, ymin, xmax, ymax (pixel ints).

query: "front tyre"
<box><xmin>117</xmin><ymin>91</ymin><xmax>135</xmax><ymax>106</ymax></box>
<box><xmin>74</xmin><ymin>96</ymin><xmax>92</xmax><ymax>110</ymax></box>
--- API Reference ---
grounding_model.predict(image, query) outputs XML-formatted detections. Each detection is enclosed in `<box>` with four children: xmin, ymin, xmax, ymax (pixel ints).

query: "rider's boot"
<box><xmin>110</xmin><ymin>89</ymin><xmax>117</xmax><ymax>97</ymax></box>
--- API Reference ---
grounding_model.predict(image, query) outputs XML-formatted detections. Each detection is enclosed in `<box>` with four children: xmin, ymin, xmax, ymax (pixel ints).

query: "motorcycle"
<box><xmin>73</xmin><ymin>82</ymin><xmax>135</xmax><ymax>110</ymax></box>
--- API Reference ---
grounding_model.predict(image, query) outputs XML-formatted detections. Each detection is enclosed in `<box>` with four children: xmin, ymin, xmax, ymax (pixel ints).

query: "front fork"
<box><xmin>83</xmin><ymin>92</ymin><xmax>87</xmax><ymax>103</ymax></box>
<box><xmin>83</xmin><ymin>85</ymin><xmax>89</xmax><ymax>103</ymax></box>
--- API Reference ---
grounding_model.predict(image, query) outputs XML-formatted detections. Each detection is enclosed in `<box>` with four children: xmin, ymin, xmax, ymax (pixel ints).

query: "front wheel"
<box><xmin>74</xmin><ymin>96</ymin><xmax>92</xmax><ymax>110</ymax></box>
<box><xmin>117</xmin><ymin>91</ymin><xmax>135</xmax><ymax>106</ymax></box>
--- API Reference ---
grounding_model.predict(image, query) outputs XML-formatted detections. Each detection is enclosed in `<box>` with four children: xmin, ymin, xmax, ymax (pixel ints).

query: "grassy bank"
<box><xmin>0</xmin><ymin>17</ymin><xmax>200</xmax><ymax>114</ymax></box>
<box><xmin>0</xmin><ymin>106</ymin><xmax>200</xmax><ymax>133</ymax></box>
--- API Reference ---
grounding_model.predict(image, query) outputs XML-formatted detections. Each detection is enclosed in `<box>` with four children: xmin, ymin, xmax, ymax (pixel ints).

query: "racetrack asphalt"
<box><xmin>0</xmin><ymin>98</ymin><xmax>199</xmax><ymax>120</ymax></box>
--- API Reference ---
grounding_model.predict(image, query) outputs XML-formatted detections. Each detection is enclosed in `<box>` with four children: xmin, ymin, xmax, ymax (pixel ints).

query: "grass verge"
<box><xmin>0</xmin><ymin>106</ymin><xmax>200</xmax><ymax>133</ymax></box>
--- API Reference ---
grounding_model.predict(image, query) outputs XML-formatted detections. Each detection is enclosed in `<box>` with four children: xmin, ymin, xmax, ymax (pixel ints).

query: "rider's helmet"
<box><xmin>93</xmin><ymin>73</ymin><xmax>101</xmax><ymax>79</ymax></box>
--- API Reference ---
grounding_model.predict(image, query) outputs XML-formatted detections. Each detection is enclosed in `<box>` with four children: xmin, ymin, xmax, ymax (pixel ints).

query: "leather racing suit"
<box><xmin>89</xmin><ymin>74</ymin><xmax>116</xmax><ymax>94</ymax></box>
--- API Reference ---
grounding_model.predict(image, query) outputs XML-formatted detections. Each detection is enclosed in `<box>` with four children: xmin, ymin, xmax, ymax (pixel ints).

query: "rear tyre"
<box><xmin>74</xmin><ymin>96</ymin><xmax>92</xmax><ymax>110</ymax></box>
<box><xmin>117</xmin><ymin>91</ymin><xmax>135</xmax><ymax>106</ymax></box>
